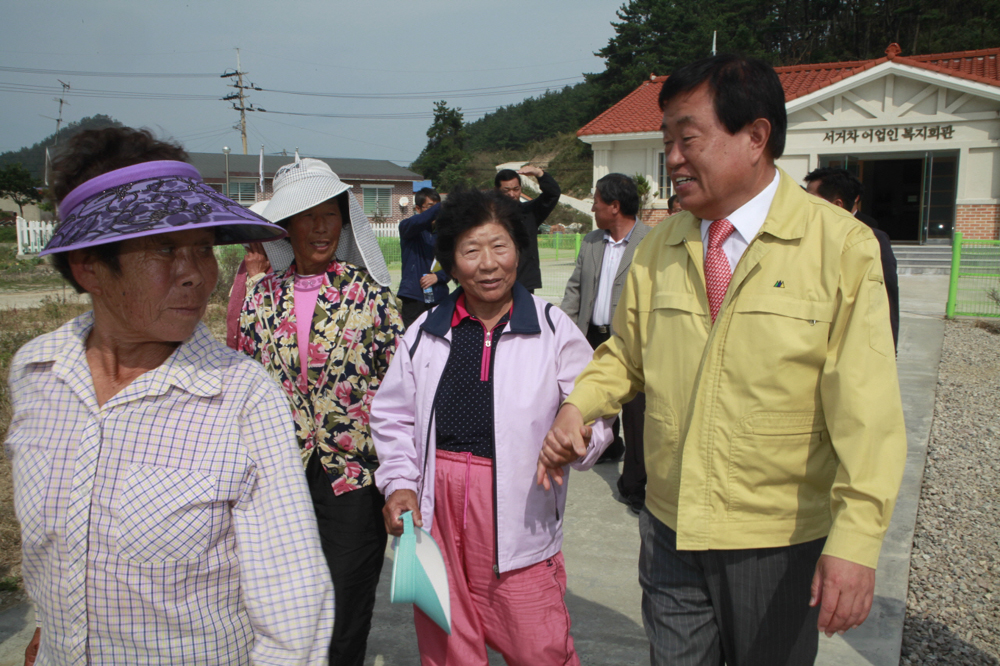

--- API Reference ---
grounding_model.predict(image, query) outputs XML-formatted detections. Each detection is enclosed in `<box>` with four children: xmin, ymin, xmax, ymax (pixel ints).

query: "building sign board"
<box><xmin>823</xmin><ymin>125</ymin><xmax>955</xmax><ymax>144</ymax></box>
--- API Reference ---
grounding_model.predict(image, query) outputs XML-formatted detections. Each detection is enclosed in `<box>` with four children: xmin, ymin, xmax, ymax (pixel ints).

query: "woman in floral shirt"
<box><xmin>238</xmin><ymin>157</ymin><xmax>403</xmax><ymax>666</ymax></box>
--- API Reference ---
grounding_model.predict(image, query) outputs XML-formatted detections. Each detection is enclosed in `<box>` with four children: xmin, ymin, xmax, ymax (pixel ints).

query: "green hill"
<box><xmin>0</xmin><ymin>115</ymin><xmax>124</xmax><ymax>179</ymax></box>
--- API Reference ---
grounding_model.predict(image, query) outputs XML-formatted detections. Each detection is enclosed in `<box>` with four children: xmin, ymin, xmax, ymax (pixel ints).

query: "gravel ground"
<box><xmin>901</xmin><ymin>319</ymin><xmax>1000</xmax><ymax>665</ymax></box>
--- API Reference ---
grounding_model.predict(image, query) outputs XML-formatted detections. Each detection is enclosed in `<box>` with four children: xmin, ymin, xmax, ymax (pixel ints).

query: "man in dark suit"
<box><xmin>804</xmin><ymin>167</ymin><xmax>899</xmax><ymax>351</ymax></box>
<box><xmin>496</xmin><ymin>165</ymin><xmax>561</xmax><ymax>292</ymax></box>
<box><xmin>560</xmin><ymin>173</ymin><xmax>651</xmax><ymax>512</ymax></box>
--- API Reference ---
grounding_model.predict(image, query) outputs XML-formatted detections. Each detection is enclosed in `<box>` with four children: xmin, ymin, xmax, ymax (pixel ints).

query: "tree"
<box><xmin>634</xmin><ymin>173</ymin><xmax>653</xmax><ymax>218</ymax></box>
<box><xmin>0</xmin><ymin>163</ymin><xmax>42</xmax><ymax>216</ymax></box>
<box><xmin>584</xmin><ymin>0</ymin><xmax>1000</xmax><ymax>112</ymax></box>
<box><xmin>410</xmin><ymin>101</ymin><xmax>473</xmax><ymax>192</ymax></box>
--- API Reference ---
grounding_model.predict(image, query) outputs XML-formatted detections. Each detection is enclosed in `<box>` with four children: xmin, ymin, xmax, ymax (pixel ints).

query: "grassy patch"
<box><xmin>211</xmin><ymin>245</ymin><xmax>246</xmax><ymax>306</ymax></box>
<box><xmin>0</xmin><ymin>244</ymin><xmax>65</xmax><ymax>291</ymax></box>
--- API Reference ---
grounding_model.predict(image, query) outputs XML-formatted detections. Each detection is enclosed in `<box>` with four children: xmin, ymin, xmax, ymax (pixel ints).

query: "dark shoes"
<box><xmin>616</xmin><ymin>477</ymin><xmax>645</xmax><ymax>515</ymax></box>
<box><xmin>596</xmin><ymin>438</ymin><xmax>625</xmax><ymax>464</ymax></box>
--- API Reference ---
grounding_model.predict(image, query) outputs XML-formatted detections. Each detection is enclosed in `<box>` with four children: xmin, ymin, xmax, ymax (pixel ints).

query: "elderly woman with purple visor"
<box><xmin>5</xmin><ymin>127</ymin><xmax>333</xmax><ymax>666</ymax></box>
<box><xmin>370</xmin><ymin>188</ymin><xmax>613</xmax><ymax>665</ymax></box>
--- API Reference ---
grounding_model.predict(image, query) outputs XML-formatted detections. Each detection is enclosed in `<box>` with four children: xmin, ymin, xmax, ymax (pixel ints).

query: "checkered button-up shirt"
<box><xmin>6</xmin><ymin>312</ymin><xmax>334</xmax><ymax>665</ymax></box>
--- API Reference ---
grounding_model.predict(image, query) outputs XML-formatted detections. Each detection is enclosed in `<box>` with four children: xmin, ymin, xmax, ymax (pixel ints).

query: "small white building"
<box><xmin>577</xmin><ymin>44</ymin><xmax>1000</xmax><ymax>242</ymax></box>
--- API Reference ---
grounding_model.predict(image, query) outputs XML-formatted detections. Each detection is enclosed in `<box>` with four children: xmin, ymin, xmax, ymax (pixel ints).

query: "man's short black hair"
<box><xmin>434</xmin><ymin>188</ymin><xmax>528</xmax><ymax>276</ymax></box>
<box><xmin>804</xmin><ymin>167</ymin><xmax>862</xmax><ymax>209</ymax></box>
<box><xmin>595</xmin><ymin>173</ymin><xmax>640</xmax><ymax>218</ymax></box>
<box><xmin>667</xmin><ymin>194</ymin><xmax>680</xmax><ymax>213</ymax></box>
<box><xmin>658</xmin><ymin>54</ymin><xmax>787</xmax><ymax>159</ymax></box>
<box><xmin>494</xmin><ymin>169</ymin><xmax>520</xmax><ymax>189</ymax></box>
<box><xmin>414</xmin><ymin>187</ymin><xmax>441</xmax><ymax>209</ymax></box>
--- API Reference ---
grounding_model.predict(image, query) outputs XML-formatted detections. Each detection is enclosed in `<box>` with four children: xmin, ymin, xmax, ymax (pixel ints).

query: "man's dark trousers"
<box><xmin>639</xmin><ymin>509</ymin><xmax>825</xmax><ymax>666</ymax></box>
<box><xmin>586</xmin><ymin>323</ymin><xmax>645</xmax><ymax>496</ymax></box>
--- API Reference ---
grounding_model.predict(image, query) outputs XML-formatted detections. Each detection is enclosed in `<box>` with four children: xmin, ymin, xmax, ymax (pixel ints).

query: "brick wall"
<box><xmin>640</xmin><ymin>209</ymin><xmax>670</xmax><ymax>227</ymax></box>
<box><xmin>955</xmin><ymin>204</ymin><xmax>1000</xmax><ymax>240</ymax></box>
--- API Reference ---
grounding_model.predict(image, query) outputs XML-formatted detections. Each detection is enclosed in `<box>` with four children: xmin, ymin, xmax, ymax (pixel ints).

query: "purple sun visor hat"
<box><xmin>40</xmin><ymin>160</ymin><xmax>286</xmax><ymax>256</ymax></box>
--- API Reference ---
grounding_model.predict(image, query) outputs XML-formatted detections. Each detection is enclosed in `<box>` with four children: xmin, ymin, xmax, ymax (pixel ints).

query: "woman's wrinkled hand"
<box><xmin>536</xmin><ymin>404</ymin><xmax>591</xmax><ymax>491</ymax></box>
<box><xmin>244</xmin><ymin>242</ymin><xmax>271</xmax><ymax>277</ymax></box>
<box><xmin>383</xmin><ymin>489</ymin><xmax>423</xmax><ymax>537</ymax></box>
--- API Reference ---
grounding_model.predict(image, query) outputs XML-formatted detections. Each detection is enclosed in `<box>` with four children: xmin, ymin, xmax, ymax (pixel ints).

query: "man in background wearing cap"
<box><xmin>495</xmin><ymin>165</ymin><xmax>561</xmax><ymax>292</ymax></box>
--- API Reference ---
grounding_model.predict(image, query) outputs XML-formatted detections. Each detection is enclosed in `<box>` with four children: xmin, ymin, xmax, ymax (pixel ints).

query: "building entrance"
<box><xmin>820</xmin><ymin>153</ymin><xmax>957</xmax><ymax>243</ymax></box>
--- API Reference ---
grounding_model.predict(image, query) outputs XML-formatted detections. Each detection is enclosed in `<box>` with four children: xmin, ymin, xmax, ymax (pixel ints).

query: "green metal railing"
<box><xmin>946</xmin><ymin>232</ymin><xmax>1000</xmax><ymax>318</ymax></box>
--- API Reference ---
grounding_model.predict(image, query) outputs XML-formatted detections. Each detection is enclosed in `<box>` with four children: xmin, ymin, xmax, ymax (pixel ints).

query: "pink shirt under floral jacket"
<box><xmin>238</xmin><ymin>259</ymin><xmax>403</xmax><ymax>494</ymax></box>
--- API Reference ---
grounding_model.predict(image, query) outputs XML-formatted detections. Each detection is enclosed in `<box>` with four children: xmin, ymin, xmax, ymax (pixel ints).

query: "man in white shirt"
<box><xmin>560</xmin><ymin>173</ymin><xmax>650</xmax><ymax>509</ymax></box>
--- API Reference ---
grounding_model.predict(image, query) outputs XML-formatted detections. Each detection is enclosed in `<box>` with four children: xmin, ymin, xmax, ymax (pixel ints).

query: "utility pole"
<box><xmin>54</xmin><ymin>80</ymin><xmax>71</xmax><ymax>144</ymax></box>
<box><xmin>221</xmin><ymin>48</ymin><xmax>264</xmax><ymax>155</ymax></box>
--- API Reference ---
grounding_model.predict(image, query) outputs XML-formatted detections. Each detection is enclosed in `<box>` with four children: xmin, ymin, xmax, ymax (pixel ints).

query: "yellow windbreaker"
<box><xmin>566</xmin><ymin>168</ymin><xmax>906</xmax><ymax>568</ymax></box>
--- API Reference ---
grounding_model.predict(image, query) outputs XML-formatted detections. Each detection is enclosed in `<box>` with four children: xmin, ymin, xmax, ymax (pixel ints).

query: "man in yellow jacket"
<box><xmin>538</xmin><ymin>54</ymin><xmax>906</xmax><ymax>665</ymax></box>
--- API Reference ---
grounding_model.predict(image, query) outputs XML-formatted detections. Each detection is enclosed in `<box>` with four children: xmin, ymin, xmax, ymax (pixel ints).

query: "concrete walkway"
<box><xmin>0</xmin><ymin>275</ymin><xmax>950</xmax><ymax>665</ymax></box>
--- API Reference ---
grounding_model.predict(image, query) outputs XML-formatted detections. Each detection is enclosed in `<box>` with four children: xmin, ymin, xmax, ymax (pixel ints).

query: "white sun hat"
<box><xmin>261</xmin><ymin>157</ymin><xmax>391</xmax><ymax>286</ymax></box>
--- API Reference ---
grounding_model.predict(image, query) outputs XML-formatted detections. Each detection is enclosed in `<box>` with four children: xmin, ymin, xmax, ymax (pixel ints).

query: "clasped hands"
<box><xmin>535</xmin><ymin>403</ymin><xmax>591</xmax><ymax>491</ymax></box>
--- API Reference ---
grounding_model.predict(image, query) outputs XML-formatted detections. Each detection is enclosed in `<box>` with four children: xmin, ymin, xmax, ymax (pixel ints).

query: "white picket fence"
<box><xmin>13</xmin><ymin>217</ymin><xmax>399</xmax><ymax>250</ymax></box>
<box><xmin>370</xmin><ymin>222</ymin><xmax>399</xmax><ymax>238</ymax></box>
<box><xmin>16</xmin><ymin>217</ymin><xmax>56</xmax><ymax>255</ymax></box>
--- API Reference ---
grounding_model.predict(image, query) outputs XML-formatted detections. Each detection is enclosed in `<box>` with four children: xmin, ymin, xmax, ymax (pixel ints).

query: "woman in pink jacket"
<box><xmin>371</xmin><ymin>188</ymin><xmax>612</xmax><ymax>666</ymax></box>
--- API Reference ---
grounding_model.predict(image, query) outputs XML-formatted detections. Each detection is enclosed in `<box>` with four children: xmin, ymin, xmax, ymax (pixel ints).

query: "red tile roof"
<box><xmin>578</xmin><ymin>44</ymin><xmax>1000</xmax><ymax>137</ymax></box>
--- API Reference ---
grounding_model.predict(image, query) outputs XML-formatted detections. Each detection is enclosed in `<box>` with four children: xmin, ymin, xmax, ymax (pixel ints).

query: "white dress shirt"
<box><xmin>7</xmin><ymin>313</ymin><xmax>334</xmax><ymax>666</ymax></box>
<box><xmin>591</xmin><ymin>222</ymin><xmax>638</xmax><ymax>326</ymax></box>
<box><xmin>700</xmin><ymin>170</ymin><xmax>781</xmax><ymax>271</ymax></box>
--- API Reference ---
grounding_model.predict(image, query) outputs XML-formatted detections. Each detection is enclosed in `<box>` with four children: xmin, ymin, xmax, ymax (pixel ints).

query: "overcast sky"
<box><xmin>0</xmin><ymin>1</ymin><xmax>620</xmax><ymax>166</ymax></box>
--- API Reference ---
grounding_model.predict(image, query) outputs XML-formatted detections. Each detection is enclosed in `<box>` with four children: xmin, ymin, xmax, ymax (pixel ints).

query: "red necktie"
<box><xmin>705</xmin><ymin>218</ymin><xmax>735</xmax><ymax>322</ymax></box>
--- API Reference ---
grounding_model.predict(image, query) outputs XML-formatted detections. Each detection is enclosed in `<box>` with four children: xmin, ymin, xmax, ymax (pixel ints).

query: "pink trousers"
<box><xmin>414</xmin><ymin>449</ymin><xmax>580</xmax><ymax>666</ymax></box>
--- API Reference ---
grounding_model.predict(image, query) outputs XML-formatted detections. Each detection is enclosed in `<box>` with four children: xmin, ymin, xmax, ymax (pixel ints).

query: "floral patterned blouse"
<box><xmin>238</xmin><ymin>260</ymin><xmax>403</xmax><ymax>494</ymax></box>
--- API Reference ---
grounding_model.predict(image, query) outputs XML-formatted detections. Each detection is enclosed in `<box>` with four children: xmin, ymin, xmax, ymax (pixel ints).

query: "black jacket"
<box><xmin>856</xmin><ymin>211</ymin><xmax>899</xmax><ymax>351</ymax></box>
<box><xmin>514</xmin><ymin>172</ymin><xmax>561</xmax><ymax>290</ymax></box>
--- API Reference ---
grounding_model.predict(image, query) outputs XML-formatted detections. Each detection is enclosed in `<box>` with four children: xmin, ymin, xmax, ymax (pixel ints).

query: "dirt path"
<box><xmin>0</xmin><ymin>288</ymin><xmax>87</xmax><ymax>310</ymax></box>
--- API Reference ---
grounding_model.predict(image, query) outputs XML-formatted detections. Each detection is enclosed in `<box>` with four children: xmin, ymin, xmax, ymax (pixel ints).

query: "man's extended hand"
<box><xmin>809</xmin><ymin>554</ymin><xmax>876</xmax><ymax>636</ymax></box>
<box><xmin>517</xmin><ymin>165</ymin><xmax>544</xmax><ymax>179</ymax></box>
<box><xmin>536</xmin><ymin>404</ymin><xmax>590</xmax><ymax>491</ymax></box>
<box><xmin>419</xmin><ymin>273</ymin><xmax>439</xmax><ymax>289</ymax></box>
<box><xmin>382</xmin><ymin>489</ymin><xmax>422</xmax><ymax>537</ymax></box>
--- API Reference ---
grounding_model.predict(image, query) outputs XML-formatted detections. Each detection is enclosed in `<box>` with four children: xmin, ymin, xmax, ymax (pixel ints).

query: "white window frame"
<box><xmin>362</xmin><ymin>186</ymin><xmax>393</xmax><ymax>218</ymax></box>
<box><xmin>226</xmin><ymin>180</ymin><xmax>258</xmax><ymax>205</ymax></box>
<box><xmin>657</xmin><ymin>153</ymin><xmax>674</xmax><ymax>200</ymax></box>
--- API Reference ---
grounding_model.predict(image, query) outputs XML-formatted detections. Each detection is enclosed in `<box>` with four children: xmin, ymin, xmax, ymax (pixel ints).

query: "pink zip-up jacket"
<box><xmin>371</xmin><ymin>283</ymin><xmax>613</xmax><ymax>574</ymax></box>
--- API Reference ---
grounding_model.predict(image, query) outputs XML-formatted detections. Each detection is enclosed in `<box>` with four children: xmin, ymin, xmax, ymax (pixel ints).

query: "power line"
<box><xmin>260</xmin><ymin>77</ymin><xmax>583</xmax><ymax>100</ymax></box>
<box><xmin>0</xmin><ymin>81</ymin><xmax>218</xmax><ymax>100</ymax></box>
<box><xmin>0</xmin><ymin>65</ymin><xmax>218</xmax><ymax>78</ymax></box>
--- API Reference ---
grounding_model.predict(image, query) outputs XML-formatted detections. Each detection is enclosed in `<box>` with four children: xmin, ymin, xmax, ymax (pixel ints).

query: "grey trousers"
<box><xmin>638</xmin><ymin>509</ymin><xmax>825</xmax><ymax>666</ymax></box>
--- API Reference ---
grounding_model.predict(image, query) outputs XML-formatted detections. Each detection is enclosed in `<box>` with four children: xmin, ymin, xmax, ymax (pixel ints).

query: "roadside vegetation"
<box><xmin>0</xmin><ymin>244</ymin><xmax>66</xmax><ymax>291</ymax></box>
